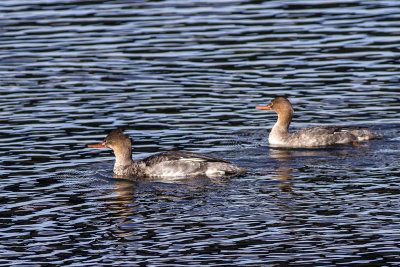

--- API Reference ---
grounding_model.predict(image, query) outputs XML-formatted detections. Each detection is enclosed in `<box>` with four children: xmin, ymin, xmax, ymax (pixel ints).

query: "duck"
<box><xmin>88</xmin><ymin>129</ymin><xmax>248</xmax><ymax>178</ymax></box>
<box><xmin>256</xmin><ymin>97</ymin><xmax>382</xmax><ymax>148</ymax></box>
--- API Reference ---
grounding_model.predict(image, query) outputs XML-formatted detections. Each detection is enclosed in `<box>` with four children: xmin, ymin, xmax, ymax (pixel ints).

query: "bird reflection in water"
<box><xmin>269</xmin><ymin>149</ymin><xmax>295</xmax><ymax>197</ymax></box>
<box><xmin>105</xmin><ymin>175</ymin><xmax>232</xmax><ymax>220</ymax></box>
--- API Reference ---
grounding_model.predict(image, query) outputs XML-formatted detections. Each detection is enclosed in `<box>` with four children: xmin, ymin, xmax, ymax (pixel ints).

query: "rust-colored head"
<box><xmin>88</xmin><ymin>129</ymin><xmax>131</xmax><ymax>150</ymax></box>
<box><xmin>256</xmin><ymin>97</ymin><xmax>293</xmax><ymax>115</ymax></box>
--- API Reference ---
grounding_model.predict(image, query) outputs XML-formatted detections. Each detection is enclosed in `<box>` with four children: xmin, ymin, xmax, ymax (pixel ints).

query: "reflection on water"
<box><xmin>107</xmin><ymin>179</ymin><xmax>138</xmax><ymax>218</ymax></box>
<box><xmin>268</xmin><ymin>149</ymin><xmax>295</xmax><ymax>197</ymax></box>
<box><xmin>1</xmin><ymin>0</ymin><xmax>400</xmax><ymax>265</ymax></box>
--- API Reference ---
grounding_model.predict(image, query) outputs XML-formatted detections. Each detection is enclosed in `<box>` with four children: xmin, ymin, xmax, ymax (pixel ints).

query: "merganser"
<box><xmin>256</xmin><ymin>97</ymin><xmax>382</xmax><ymax>148</ymax></box>
<box><xmin>88</xmin><ymin>129</ymin><xmax>248</xmax><ymax>178</ymax></box>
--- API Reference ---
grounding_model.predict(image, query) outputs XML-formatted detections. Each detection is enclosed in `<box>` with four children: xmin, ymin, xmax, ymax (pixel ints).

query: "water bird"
<box><xmin>88</xmin><ymin>129</ymin><xmax>248</xmax><ymax>178</ymax></box>
<box><xmin>256</xmin><ymin>97</ymin><xmax>382</xmax><ymax>148</ymax></box>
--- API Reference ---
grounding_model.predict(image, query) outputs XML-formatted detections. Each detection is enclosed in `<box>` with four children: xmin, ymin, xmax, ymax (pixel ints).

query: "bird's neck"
<box><xmin>113</xmin><ymin>146</ymin><xmax>134</xmax><ymax>167</ymax></box>
<box><xmin>271</xmin><ymin>110</ymin><xmax>293</xmax><ymax>135</ymax></box>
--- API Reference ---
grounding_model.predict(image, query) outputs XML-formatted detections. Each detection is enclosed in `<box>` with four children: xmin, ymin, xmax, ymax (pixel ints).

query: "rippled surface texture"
<box><xmin>1</xmin><ymin>0</ymin><xmax>400</xmax><ymax>265</ymax></box>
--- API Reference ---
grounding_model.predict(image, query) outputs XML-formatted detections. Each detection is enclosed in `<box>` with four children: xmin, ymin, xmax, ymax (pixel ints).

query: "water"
<box><xmin>1</xmin><ymin>0</ymin><xmax>400</xmax><ymax>265</ymax></box>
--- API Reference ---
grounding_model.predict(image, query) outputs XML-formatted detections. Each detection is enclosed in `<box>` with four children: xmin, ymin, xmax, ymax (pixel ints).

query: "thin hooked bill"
<box><xmin>88</xmin><ymin>143</ymin><xmax>105</xmax><ymax>148</ymax></box>
<box><xmin>255</xmin><ymin>105</ymin><xmax>271</xmax><ymax>110</ymax></box>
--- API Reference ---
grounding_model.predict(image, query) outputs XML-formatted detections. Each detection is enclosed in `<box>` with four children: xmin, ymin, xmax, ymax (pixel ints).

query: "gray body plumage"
<box><xmin>270</xmin><ymin>125</ymin><xmax>382</xmax><ymax>148</ymax></box>
<box><xmin>94</xmin><ymin>129</ymin><xmax>247</xmax><ymax>178</ymax></box>
<box><xmin>115</xmin><ymin>151</ymin><xmax>247</xmax><ymax>178</ymax></box>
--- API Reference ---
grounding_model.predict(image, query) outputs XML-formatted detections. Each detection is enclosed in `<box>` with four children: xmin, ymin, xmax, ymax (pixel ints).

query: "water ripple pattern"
<box><xmin>1</xmin><ymin>0</ymin><xmax>399</xmax><ymax>265</ymax></box>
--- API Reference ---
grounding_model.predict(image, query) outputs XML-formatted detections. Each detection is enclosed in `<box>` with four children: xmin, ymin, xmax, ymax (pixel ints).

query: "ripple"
<box><xmin>1</xmin><ymin>0</ymin><xmax>400</xmax><ymax>265</ymax></box>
